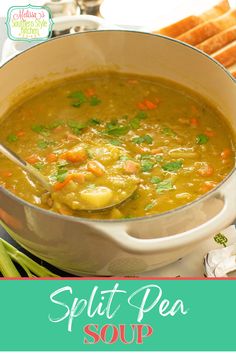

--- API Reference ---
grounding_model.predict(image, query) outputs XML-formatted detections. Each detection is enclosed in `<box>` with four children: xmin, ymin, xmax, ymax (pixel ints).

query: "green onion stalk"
<box><xmin>0</xmin><ymin>238</ymin><xmax>59</xmax><ymax>277</ymax></box>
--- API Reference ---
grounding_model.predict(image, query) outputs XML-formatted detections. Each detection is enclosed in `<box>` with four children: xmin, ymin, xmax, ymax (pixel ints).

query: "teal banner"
<box><xmin>0</xmin><ymin>279</ymin><xmax>235</xmax><ymax>351</ymax></box>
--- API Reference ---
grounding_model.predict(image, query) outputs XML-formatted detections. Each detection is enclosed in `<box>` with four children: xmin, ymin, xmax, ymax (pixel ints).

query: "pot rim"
<box><xmin>0</xmin><ymin>29</ymin><xmax>235</xmax><ymax>225</ymax></box>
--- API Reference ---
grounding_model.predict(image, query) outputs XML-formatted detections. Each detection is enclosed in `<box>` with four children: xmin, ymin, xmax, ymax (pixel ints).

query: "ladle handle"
<box><xmin>0</xmin><ymin>143</ymin><xmax>51</xmax><ymax>191</ymax></box>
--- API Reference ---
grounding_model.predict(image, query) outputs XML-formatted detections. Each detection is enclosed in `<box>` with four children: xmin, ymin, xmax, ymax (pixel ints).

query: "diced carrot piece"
<box><xmin>16</xmin><ymin>130</ymin><xmax>25</xmax><ymax>137</ymax></box>
<box><xmin>26</xmin><ymin>154</ymin><xmax>40</xmax><ymax>164</ymax></box>
<box><xmin>87</xmin><ymin>160</ymin><xmax>105</xmax><ymax>177</ymax></box>
<box><xmin>47</xmin><ymin>153</ymin><xmax>57</xmax><ymax>163</ymax></box>
<box><xmin>85</xmin><ymin>88</ymin><xmax>95</xmax><ymax>97</ymax></box>
<box><xmin>138</xmin><ymin>102</ymin><xmax>147</xmax><ymax>110</ymax></box>
<box><xmin>151</xmin><ymin>147</ymin><xmax>163</xmax><ymax>154</ymax></box>
<box><xmin>190</xmin><ymin>118</ymin><xmax>199</xmax><ymax>127</ymax></box>
<box><xmin>204</xmin><ymin>129</ymin><xmax>215</xmax><ymax>137</ymax></box>
<box><xmin>124</xmin><ymin>160</ymin><xmax>140</xmax><ymax>174</ymax></box>
<box><xmin>60</xmin><ymin>148</ymin><xmax>87</xmax><ymax>163</ymax></box>
<box><xmin>1</xmin><ymin>171</ymin><xmax>13</xmax><ymax>178</ymax></box>
<box><xmin>197</xmin><ymin>164</ymin><xmax>214</xmax><ymax>177</ymax></box>
<box><xmin>221</xmin><ymin>148</ymin><xmax>232</xmax><ymax>160</ymax></box>
<box><xmin>137</xmin><ymin>99</ymin><xmax>158</xmax><ymax>110</ymax></box>
<box><xmin>144</xmin><ymin>100</ymin><xmax>157</xmax><ymax>110</ymax></box>
<box><xmin>53</xmin><ymin>175</ymin><xmax>73</xmax><ymax>191</ymax></box>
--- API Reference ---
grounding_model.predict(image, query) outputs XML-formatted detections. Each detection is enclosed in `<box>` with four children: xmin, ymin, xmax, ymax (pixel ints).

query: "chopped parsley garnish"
<box><xmin>109</xmin><ymin>139</ymin><xmax>122</xmax><ymax>146</ymax></box>
<box><xmin>144</xmin><ymin>202</ymin><xmax>157</xmax><ymax>211</ymax></box>
<box><xmin>55</xmin><ymin>168</ymin><xmax>68</xmax><ymax>182</ymax></box>
<box><xmin>89</xmin><ymin>96</ymin><xmax>101</xmax><ymax>106</ymax></box>
<box><xmin>89</xmin><ymin>118</ymin><xmax>101</xmax><ymax>126</ymax></box>
<box><xmin>106</xmin><ymin>120</ymin><xmax>118</xmax><ymax>130</ymax></box>
<box><xmin>34</xmin><ymin>162</ymin><xmax>44</xmax><ymax>170</ymax></box>
<box><xmin>132</xmin><ymin>134</ymin><xmax>153</xmax><ymax>145</ymax></box>
<box><xmin>156</xmin><ymin>179</ymin><xmax>173</xmax><ymax>193</ymax></box>
<box><xmin>162</xmin><ymin>160</ymin><xmax>183</xmax><ymax>172</ymax></box>
<box><xmin>141</xmin><ymin>154</ymin><xmax>153</xmax><ymax>160</ymax></box>
<box><xmin>31</xmin><ymin>124</ymin><xmax>48</xmax><ymax>134</ymax></box>
<box><xmin>68</xmin><ymin>91</ymin><xmax>101</xmax><ymax>108</ymax></box>
<box><xmin>196</xmin><ymin>134</ymin><xmax>209</xmax><ymax>145</ymax></box>
<box><xmin>130</xmin><ymin>117</ymin><xmax>141</xmax><ymax>129</ymax></box>
<box><xmin>7</xmin><ymin>134</ymin><xmax>18</xmax><ymax>143</ymax></box>
<box><xmin>105</xmin><ymin>125</ymin><xmax>129</xmax><ymax>136</ymax></box>
<box><xmin>130</xmin><ymin>111</ymin><xmax>148</xmax><ymax>129</ymax></box>
<box><xmin>141</xmin><ymin>160</ymin><xmax>155</xmax><ymax>172</ymax></box>
<box><xmin>48</xmin><ymin>120</ymin><xmax>65</xmax><ymax>129</ymax></box>
<box><xmin>67</xmin><ymin>120</ymin><xmax>87</xmax><ymax>135</ymax></box>
<box><xmin>150</xmin><ymin>176</ymin><xmax>162</xmax><ymax>184</ymax></box>
<box><xmin>57</xmin><ymin>161</ymin><xmax>69</xmax><ymax>168</ymax></box>
<box><xmin>68</xmin><ymin>91</ymin><xmax>86</xmax><ymax>108</ymax></box>
<box><xmin>155</xmin><ymin>155</ymin><xmax>163</xmax><ymax>162</ymax></box>
<box><xmin>136</xmin><ymin>111</ymin><xmax>148</xmax><ymax>120</ymax></box>
<box><xmin>37</xmin><ymin>140</ymin><xmax>50</xmax><ymax>149</ymax></box>
<box><xmin>162</xmin><ymin>127</ymin><xmax>176</xmax><ymax>136</ymax></box>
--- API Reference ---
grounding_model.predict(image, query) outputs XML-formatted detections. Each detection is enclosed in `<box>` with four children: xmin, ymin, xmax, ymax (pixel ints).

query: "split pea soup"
<box><xmin>0</xmin><ymin>72</ymin><xmax>235</xmax><ymax>219</ymax></box>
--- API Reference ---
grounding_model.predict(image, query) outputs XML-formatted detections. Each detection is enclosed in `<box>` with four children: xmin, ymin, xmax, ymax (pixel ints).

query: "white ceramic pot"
<box><xmin>0</xmin><ymin>30</ymin><xmax>235</xmax><ymax>275</ymax></box>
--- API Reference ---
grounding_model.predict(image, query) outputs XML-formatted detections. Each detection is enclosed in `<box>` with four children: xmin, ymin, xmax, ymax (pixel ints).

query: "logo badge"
<box><xmin>6</xmin><ymin>4</ymin><xmax>53</xmax><ymax>42</ymax></box>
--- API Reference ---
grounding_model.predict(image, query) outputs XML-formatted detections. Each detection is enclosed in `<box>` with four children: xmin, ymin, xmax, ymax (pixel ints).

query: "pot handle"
<box><xmin>110</xmin><ymin>196</ymin><xmax>233</xmax><ymax>254</ymax></box>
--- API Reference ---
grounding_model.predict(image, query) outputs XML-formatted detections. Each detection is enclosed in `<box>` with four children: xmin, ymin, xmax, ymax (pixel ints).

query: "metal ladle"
<box><xmin>0</xmin><ymin>143</ymin><xmax>137</xmax><ymax>212</ymax></box>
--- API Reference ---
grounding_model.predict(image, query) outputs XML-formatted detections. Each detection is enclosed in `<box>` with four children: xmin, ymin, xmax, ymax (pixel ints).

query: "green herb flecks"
<box><xmin>162</xmin><ymin>160</ymin><xmax>183</xmax><ymax>172</ymax></box>
<box><xmin>132</xmin><ymin>134</ymin><xmax>153</xmax><ymax>145</ymax></box>
<box><xmin>55</xmin><ymin>168</ymin><xmax>68</xmax><ymax>183</ymax></box>
<box><xmin>89</xmin><ymin>118</ymin><xmax>101</xmax><ymax>126</ymax></box>
<box><xmin>109</xmin><ymin>139</ymin><xmax>122</xmax><ymax>146</ymax></box>
<box><xmin>130</xmin><ymin>111</ymin><xmax>147</xmax><ymax>129</ymax></box>
<box><xmin>37</xmin><ymin>140</ymin><xmax>51</xmax><ymax>149</ymax></box>
<box><xmin>7</xmin><ymin>134</ymin><xmax>18</xmax><ymax>143</ymax></box>
<box><xmin>196</xmin><ymin>134</ymin><xmax>209</xmax><ymax>145</ymax></box>
<box><xmin>34</xmin><ymin>162</ymin><xmax>44</xmax><ymax>170</ymax></box>
<box><xmin>156</xmin><ymin>179</ymin><xmax>174</xmax><ymax>193</ymax></box>
<box><xmin>31</xmin><ymin>124</ymin><xmax>49</xmax><ymax>135</ymax></box>
<box><xmin>150</xmin><ymin>176</ymin><xmax>162</xmax><ymax>184</ymax></box>
<box><xmin>48</xmin><ymin>120</ymin><xmax>65</xmax><ymax>129</ymax></box>
<box><xmin>89</xmin><ymin>96</ymin><xmax>101</xmax><ymax>106</ymax></box>
<box><xmin>105</xmin><ymin>123</ymin><xmax>129</xmax><ymax>136</ymax></box>
<box><xmin>67</xmin><ymin>120</ymin><xmax>87</xmax><ymax>135</ymax></box>
<box><xmin>144</xmin><ymin>202</ymin><xmax>157</xmax><ymax>211</ymax></box>
<box><xmin>68</xmin><ymin>91</ymin><xmax>86</xmax><ymax>108</ymax></box>
<box><xmin>141</xmin><ymin>160</ymin><xmax>155</xmax><ymax>172</ymax></box>
<box><xmin>162</xmin><ymin>127</ymin><xmax>176</xmax><ymax>136</ymax></box>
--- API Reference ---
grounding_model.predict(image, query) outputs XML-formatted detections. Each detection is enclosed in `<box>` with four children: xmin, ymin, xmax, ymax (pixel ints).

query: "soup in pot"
<box><xmin>0</xmin><ymin>72</ymin><xmax>235</xmax><ymax>219</ymax></box>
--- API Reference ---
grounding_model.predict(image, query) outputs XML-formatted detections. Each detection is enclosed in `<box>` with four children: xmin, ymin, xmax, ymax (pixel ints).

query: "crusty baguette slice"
<box><xmin>197</xmin><ymin>25</ymin><xmax>236</xmax><ymax>54</ymax></box>
<box><xmin>177</xmin><ymin>9</ymin><xmax>236</xmax><ymax>46</ymax></box>
<box><xmin>154</xmin><ymin>0</ymin><xmax>230</xmax><ymax>38</ymax></box>
<box><xmin>212</xmin><ymin>40</ymin><xmax>236</xmax><ymax>67</ymax></box>
<box><xmin>201</xmin><ymin>0</ymin><xmax>230</xmax><ymax>21</ymax></box>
